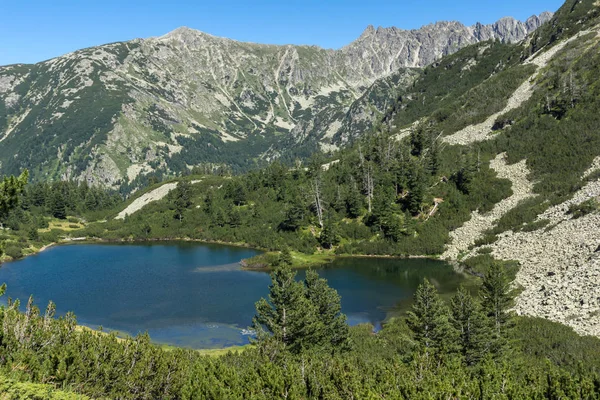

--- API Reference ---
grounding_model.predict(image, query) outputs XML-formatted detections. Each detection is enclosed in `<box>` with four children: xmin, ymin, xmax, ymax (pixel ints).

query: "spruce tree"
<box><xmin>407</xmin><ymin>279</ymin><xmax>456</xmax><ymax>356</ymax></box>
<box><xmin>278</xmin><ymin>248</ymin><xmax>293</xmax><ymax>266</ymax></box>
<box><xmin>480</xmin><ymin>262</ymin><xmax>512</xmax><ymax>334</ymax></box>
<box><xmin>319</xmin><ymin>216</ymin><xmax>340</xmax><ymax>249</ymax></box>
<box><xmin>304</xmin><ymin>269</ymin><xmax>350</xmax><ymax>351</ymax></box>
<box><xmin>406</xmin><ymin>163</ymin><xmax>425</xmax><ymax>216</ymax></box>
<box><xmin>49</xmin><ymin>189</ymin><xmax>67</xmax><ymax>220</ymax></box>
<box><xmin>480</xmin><ymin>262</ymin><xmax>513</xmax><ymax>355</ymax></box>
<box><xmin>345</xmin><ymin>183</ymin><xmax>362</xmax><ymax>219</ymax></box>
<box><xmin>0</xmin><ymin>170</ymin><xmax>28</xmax><ymax>222</ymax></box>
<box><xmin>173</xmin><ymin>181</ymin><xmax>192</xmax><ymax>222</ymax></box>
<box><xmin>252</xmin><ymin>266</ymin><xmax>312</xmax><ymax>354</ymax></box>
<box><xmin>450</xmin><ymin>286</ymin><xmax>491</xmax><ymax>365</ymax></box>
<box><xmin>252</xmin><ymin>267</ymin><xmax>349</xmax><ymax>354</ymax></box>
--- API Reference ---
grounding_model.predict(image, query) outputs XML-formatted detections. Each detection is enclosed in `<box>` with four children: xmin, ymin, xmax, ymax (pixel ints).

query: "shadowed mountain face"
<box><xmin>0</xmin><ymin>13</ymin><xmax>551</xmax><ymax>190</ymax></box>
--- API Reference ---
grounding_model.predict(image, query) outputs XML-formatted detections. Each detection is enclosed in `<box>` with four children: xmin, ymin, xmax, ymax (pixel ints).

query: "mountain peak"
<box><xmin>352</xmin><ymin>13</ymin><xmax>552</xmax><ymax>48</ymax></box>
<box><xmin>359</xmin><ymin>25</ymin><xmax>377</xmax><ymax>39</ymax></box>
<box><xmin>158</xmin><ymin>26</ymin><xmax>214</xmax><ymax>41</ymax></box>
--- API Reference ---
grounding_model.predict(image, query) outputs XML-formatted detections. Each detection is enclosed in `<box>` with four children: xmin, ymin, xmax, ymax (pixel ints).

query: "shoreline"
<box><xmin>2</xmin><ymin>235</ymin><xmax>479</xmax><ymax>352</ymax></box>
<box><xmin>13</xmin><ymin>235</ymin><xmax>449</xmax><ymax>268</ymax></box>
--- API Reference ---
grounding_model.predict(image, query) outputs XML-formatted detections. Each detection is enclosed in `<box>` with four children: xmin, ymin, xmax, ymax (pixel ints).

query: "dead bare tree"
<box><xmin>310</xmin><ymin>177</ymin><xmax>324</xmax><ymax>228</ymax></box>
<box><xmin>358</xmin><ymin>144</ymin><xmax>374</xmax><ymax>213</ymax></box>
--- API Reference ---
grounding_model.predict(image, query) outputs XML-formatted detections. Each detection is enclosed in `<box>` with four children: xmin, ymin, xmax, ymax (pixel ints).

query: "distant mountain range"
<box><xmin>0</xmin><ymin>12</ymin><xmax>551</xmax><ymax>190</ymax></box>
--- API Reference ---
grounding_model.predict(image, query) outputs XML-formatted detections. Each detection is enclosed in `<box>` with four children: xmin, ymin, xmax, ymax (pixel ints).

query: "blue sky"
<box><xmin>1</xmin><ymin>0</ymin><xmax>564</xmax><ymax>66</ymax></box>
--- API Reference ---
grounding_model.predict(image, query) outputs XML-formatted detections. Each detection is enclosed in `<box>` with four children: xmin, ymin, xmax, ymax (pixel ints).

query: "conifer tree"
<box><xmin>304</xmin><ymin>269</ymin><xmax>350</xmax><ymax>351</ymax></box>
<box><xmin>480</xmin><ymin>262</ymin><xmax>512</xmax><ymax>335</ymax></box>
<box><xmin>203</xmin><ymin>190</ymin><xmax>214</xmax><ymax>214</ymax></box>
<box><xmin>252</xmin><ymin>266</ymin><xmax>312</xmax><ymax>353</ymax></box>
<box><xmin>84</xmin><ymin>191</ymin><xmax>97</xmax><ymax>210</ymax></box>
<box><xmin>407</xmin><ymin>279</ymin><xmax>456</xmax><ymax>356</ymax></box>
<box><xmin>319</xmin><ymin>216</ymin><xmax>340</xmax><ymax>249</ymax></box>
<box><xmin>253</xmin><ymin>267</ymin><xmax>349</xmax><ymax>354</ymax></box>
<box><xmin>410</xmin><ymin>125</ymin><xmax>425</xmax><ymax>157</ymax></box>
<box><xmin>173</xmin><ymin>181</ymin><xmax>192</xmax><ymax>222</ymax></box>
<box><xmin>30</xmin><ymin>183</ymin><xmax>47</xmax><ymax>207</ymax></box>
<box><xmin>480</xmin><ymin>262</ymin><xmax>513</xmax><ymax>355</ymax></box>
<box><xmin>450</xmin><ymin>286</ymin><xmax>491</xmax><ymax>365</ymax></box>
<box><xmin>345</xmin><ymin>183</ymin><xmax>363</xmax><ymax>219</ymax></box>
<box><xmin>428</xmin><ymin>137</ymin><xmax>441</xmax><ymax>176</ymax></box>
<box><xmin>49</xmin><ymin>188</ymin><xmax>67</xmax><ymax>220</ymax></box>
<box><xmin>279</xmin><ymin>248</ymin><xmax>293</xmax><ymax>266</ymax></box>
<box><xmin>406</xmin><ymin>163</ymin><xmax>425</xmax><ymax>215</ymax></box>
<box><xmin>279</xmin><ymin>197</ymin><xmax>305</xmax><ymax>232</ymax></box>
<box><xmin>0</xmin><ymin>170</ymin><xmax>28</xmax><ymax>223</ymax></box>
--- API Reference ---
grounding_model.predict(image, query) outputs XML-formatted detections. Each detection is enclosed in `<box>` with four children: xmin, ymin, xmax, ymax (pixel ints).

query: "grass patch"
<box><xmin>242</xmin><ymin>251</ymin><xmax>334</xmax><ymax>270</ymax></box>
<box><xmin>39</xmin><ymin>218</ymin><xmax>85</xmax><ymax>233</ymax></box>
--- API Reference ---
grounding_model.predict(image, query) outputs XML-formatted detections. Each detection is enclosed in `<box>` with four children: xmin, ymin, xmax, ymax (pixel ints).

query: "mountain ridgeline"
<box><xmin>0</xmin><ymin>13</ymin><xmax>551</xmax><ymax>191</ymax></box>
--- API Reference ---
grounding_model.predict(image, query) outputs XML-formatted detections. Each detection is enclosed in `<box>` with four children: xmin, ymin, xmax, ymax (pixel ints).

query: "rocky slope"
<box><xmin>0</xmin><ymin>14</ymin><xmax>550</xmax><ymax>190</ymax></box>
<box><xmin>437</xmin><ymin>11</ymin><xmax>600</xmax><ymax>337</ymax></box>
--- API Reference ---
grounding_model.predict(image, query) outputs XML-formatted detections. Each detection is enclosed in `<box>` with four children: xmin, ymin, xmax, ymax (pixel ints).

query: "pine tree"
<box><xmin>49</xmin><ymin>189</ymin><xmax>67</xmax><ymax>220</ymax></box>
<box><xmin>407</xmin><ymin>279</ymin><xmax>456</xmax><ymax>356</ymax></box>
<box><xmin>345</xmin><ymin>183</ymin><xmax>362</xmax><ymax>219</ymax></box>
<box><xmin>0</xmin><ymin>170</ymin><xmax>28</xmax><ymax>223</ymax></box>
<box><xmin>319</xmin><ymin>216</ymin><xmax>340</xmax><ymax>249</ymax></box>
<box><xmin>278</xmin><ymin>248</ymin><xmax>293</xmax><ymax>266</ymax></box>
<box><xmin>252</xmin><ymin>266</ymin><xmax>349</xmax><ymax>354</ymax></box>
<box><xmin>173</xmin><ymin>181</ymin><xmax>192</xmax><ymax>222</ymax></box>
<box><xmin>450</xmin><ymin>286</ymin><xmax>491</xmax><ymax>365</ymax></box>
<box><xmin>480</xmin><ymin>262</ymin><xmax>513</xmax><ymax>355</ymax></box>
<box><xmin>279</xmin><ymin>197</ymin><xmax>305</xmax><ymax>232</ymax></box>
<box><xmin>480</xmin><ymin>262</ymin><xmax>512</xmax><ymax>334</ymax></box>
<box><xmin>252</xmin><ymin>266</ymin><xmax>311</xmax><ymax>354</ymax></box>
<box><xmin>304</xmin><ymin>269</ymin><xmax>350</xmax><ymax>351</ymax></box>
<box><xmin>406</xmin><ymin>163</ymin><xmax>425</xmax><ymax>216</ymax></box>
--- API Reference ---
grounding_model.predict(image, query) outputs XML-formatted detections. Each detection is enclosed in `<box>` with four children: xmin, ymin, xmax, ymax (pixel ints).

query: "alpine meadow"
<box><xmin>0</xmin><ymin>0</ymin><xmax>599</xmax><ymax>398</ymax></box>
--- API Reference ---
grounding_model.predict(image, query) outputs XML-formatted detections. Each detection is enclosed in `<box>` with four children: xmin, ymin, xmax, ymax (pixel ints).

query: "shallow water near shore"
<box><xmin>0</xmin><ymin>242</ymin><xmax>467</xmax><ymax>348</ymax></box>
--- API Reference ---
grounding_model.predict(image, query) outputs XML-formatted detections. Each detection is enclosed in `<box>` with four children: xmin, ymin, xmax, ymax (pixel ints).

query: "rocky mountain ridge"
<box><xmin>0</xmin><ymin>13</ymin><xmax>551</xmax><ymax>190</ymax></box>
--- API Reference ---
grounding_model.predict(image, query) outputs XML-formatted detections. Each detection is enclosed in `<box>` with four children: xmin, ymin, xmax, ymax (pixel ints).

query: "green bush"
<box><xmin>0</xmin><ymin>375</ymin><xmax>88</xmax><ymax>399</ymax></box>
<box><xmin>567</xmin><ymin>199</ymin><xmax>599</xmax><ymax>219</ymax></box>
<box><xmin>4</xmin><ymin>245</ymin><xmax>23</xmax><ymax>260</ymax></box>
